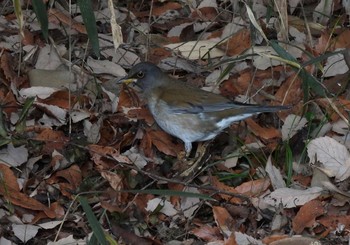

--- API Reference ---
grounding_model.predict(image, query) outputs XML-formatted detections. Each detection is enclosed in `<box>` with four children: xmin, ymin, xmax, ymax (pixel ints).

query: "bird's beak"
<box><xmin>116</xmin><ymin>77</ymin><xmax>137</xmax><ymax>85</ymax></box>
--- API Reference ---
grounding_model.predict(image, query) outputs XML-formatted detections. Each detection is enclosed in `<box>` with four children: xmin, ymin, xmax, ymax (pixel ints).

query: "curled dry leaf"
<box><xmin>262</xmin><ymin>187</ymin><xmax>323</xmax><ymax>208</ymax></box>
<box><xmin>265</xmin><ymin>156</ymin><xmax>286</xmax><ymax>190</ymax></box>
<box><xmin>318</xmin><ymin>214</ymin><xmax>350</xmax><ymax>230</ymax></box>
<box><xmin>212</xmin><ymin>206</ymin><xmax>235</xmax><ymax>237</ymax></box>
<box><xmin>145</xmin><ymin>129</ymin><xmax>183</xmax><ymax>157</ymax></box>
<box><xmin>281</xmin><ymin>114</ymin><xmax>307</xmax><ymax>140</ymax></box>
<box><xmin>307</xmin><ymin>136</ymin><xmax>350</xmax><ymax>181</ymax></box>
<box><xmin>48</xmin><ymin>8</ymin><xmax>86</xmax><ymax>34</ymax></box>
<box><xmin>100</xmin><ymin>171</ymin><xmax>123</xmax><ymax>192</ymax></box>
<box><xmin>246</xmin><ymin>118</ymin><xmax>282</xmax><ymax>140</ymax></box>
<box><xmin>235</xmin><ymin>178</ymin><xmax>271</xmax><ymax>197</ymax></box>
<box><xmin>0</xmin><ymin>143</ymin><xmax>28</xmax><ymax>167</ymax></box>
<box><xmin>292</xmin><ymin>199</ymin><xmax>325</xmax><ymax>234</ymax></box>
<box><xmin>191</xmin><ymin>225</ymin><xmax>223</xmax><ymax>242</ymax></box>
<box><xmin>146</xmin><ymin>198</ymin><xmax>177</xmax><ymax>216</ymax></box>
<box><xmin>0</xmin><ymin>164</ymin><xmax>55</xmax><ymax>218</ymax></box>
<box><xmin>35</xmin><ymin>128</ymin><xmax>68</xmax><ymax>154</ymax></box>
<box><xmin>46</xmin><ymin>165</ymin><xmax>82</xmax><ymax>198</ymax></box>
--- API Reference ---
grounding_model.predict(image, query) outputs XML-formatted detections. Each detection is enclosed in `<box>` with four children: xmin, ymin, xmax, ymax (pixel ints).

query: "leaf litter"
<box><xmin>1</xmin><ymin>0</ymin><xmax>350</xmax><ymax>244</ymax></box>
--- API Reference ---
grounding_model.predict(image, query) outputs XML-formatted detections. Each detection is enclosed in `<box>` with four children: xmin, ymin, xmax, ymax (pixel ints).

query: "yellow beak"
<box><xmin>117</xmin><ymin>77</ymin><xmax>137</xmax><ymax>85</ymax></box>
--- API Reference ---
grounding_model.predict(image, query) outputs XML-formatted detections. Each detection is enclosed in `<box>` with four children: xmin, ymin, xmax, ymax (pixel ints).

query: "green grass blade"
<box><xmin>15</xmin><ymin>97</ymin><xmax>35</xmax><ymax>133</ymax></box>
<box><xmin>0</xmin><ymin>108</ymin><xmax>8</xmax><ymax>138</ymax></box>
<box><xmin>270</xmin><ymin>40</ymin><xmax>327</xmax><ymax>98</ymax></box>
<box><xmin>32</xmin><ymin>0</ymin><xmax>48</xmax><ymax>42</ymax></box>
<box><xmin>78</xmin><ymin>196</ymin><xmax>107</xmax><ymax>245</ymax></box>
<box><xmin>126</xmin><ymin>189</ymin><xmax>215</xmax><ymax>201</ymax></box>
<box><xmin>12</xmin><ymin>0</ymin><xmax>24</xmax><ymax>38</ymax></box>
<box><xmin>77</xmin><ymin>0</ymin><xmax>100</xmax><ymax>58</ymax></box>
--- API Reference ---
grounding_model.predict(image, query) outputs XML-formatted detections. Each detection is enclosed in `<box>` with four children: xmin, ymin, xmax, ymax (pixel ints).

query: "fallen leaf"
<box><xmin>191</xmin><ymin>225</ymin><xmax>223</xmax><ymax>242</ymax></box>
<box><xmin>0</xmin><ymin>178</ymin><xmax>55</xmax><ymax>218</ymax></box>
<box><xmin>292</xmin><ymin>199</ymin><xmax>325</xmax><ymax>233</ymax></box>
<box><xmin>219</xmin><ymin>29</ymin><xmax>251</xmax><ymax>56</ymax></box>
<box><xmin>213</xmin><ymin>206</ymin><xmax>235</xmax><ymax>237</ymax></box>
<box><xmin>262</xmin><ymin>187</ymin><xmax>323</xmax><ymax>208</ymax></box>
<box><xmin>235</xmin><ymin>178</ymin><xmax>270</xmax><ymax>196</ymax></box>
<box><xmin>307</xmin><ymin>136</ymin><xmax>350</xmax><ymax>181</ymax></box>
<box><xmin>246</xmin><ymin>118</ymin><xmax>282</xmax><ymax>140</ymax></box>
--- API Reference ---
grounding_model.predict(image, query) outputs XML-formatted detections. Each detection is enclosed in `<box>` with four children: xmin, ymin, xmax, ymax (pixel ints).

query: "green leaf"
<box><xmin>270</xmin><ymin>40</ymin><xmax>327</xmax><ymax>98</ymax></box>
<box><xmin>77</xmin><ymin>0</ymin><xmax>100</xmax><ymax>58</ymax></box>
<box><xmin>0</xmin><ymin>108</ymin><xmax>8</xmax><ymax>138</ymax></box>
<box><xmin>78</xmin><ymin>196</ymin><xmax>107</xmax><ymax>245</ymax></box>
<box><xmin>12</xmin><ymin>0</ymin><xmax>24</xmax><ymax>38</ymax></box>
<box><xmin>0</xmin><ymin>139</ymin><xmax>12</xmax><ymax>148</ymax></box>
<box><xmin>125</xmin><ymin>189</ymin><xmax>215</xmax><ymax>201</ymax></box>
<box><xmin>15</xmin><ymin>97</ymin><xmax>35</xmax><ymax>133</ymax></box>
<box><xmin>32</xmin><ymin>0</ymin><xmax>48</xmax><ymax>42</ymax></box>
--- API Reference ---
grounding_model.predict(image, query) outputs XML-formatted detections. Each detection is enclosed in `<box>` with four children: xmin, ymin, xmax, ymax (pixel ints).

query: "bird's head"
<box><xmin>120</xmin><ymin>62</ymin><xmax>167</xmax><ymax>93</ymax></box>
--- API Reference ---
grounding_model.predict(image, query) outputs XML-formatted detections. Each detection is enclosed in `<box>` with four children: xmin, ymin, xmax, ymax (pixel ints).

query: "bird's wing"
<box><xmin>155</xmin><ymin>85</ymin><xmax>239</xmax><ymax>114</ymax></box>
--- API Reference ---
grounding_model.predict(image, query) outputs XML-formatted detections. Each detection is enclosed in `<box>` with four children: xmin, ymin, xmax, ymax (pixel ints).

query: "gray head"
<box><xmin>125</xmin><ymin>62</ymin><xmax>167</xmax><ymax>92</ymax></box>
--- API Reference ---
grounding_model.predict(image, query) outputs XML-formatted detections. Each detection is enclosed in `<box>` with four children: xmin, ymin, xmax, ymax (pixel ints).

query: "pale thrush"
<box><xmin>121</xmin><ymin>62</ymin><xmax>290</xmax><ymax>154</ymax></box>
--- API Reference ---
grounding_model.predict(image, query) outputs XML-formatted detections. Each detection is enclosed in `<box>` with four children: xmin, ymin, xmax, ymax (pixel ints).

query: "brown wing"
<box><xmin>155</xmin><ymin>83</ymin><xmax>289</xmax><ymax>114</ymax></box>
<box><xmin>155</xmin><ymin>83</ymin><xmax>238</xmax><ymax>114</ymax></box>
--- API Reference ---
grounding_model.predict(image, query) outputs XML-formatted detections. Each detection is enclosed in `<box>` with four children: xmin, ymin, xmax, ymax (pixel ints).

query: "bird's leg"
<box><xmin>184</xmin><ymin>142</ymin><xmax>192</xmax><ymax>158</ymax></box>
<box><xmin>176</xmin><ymin>141</ymin><xmax>192</xmax><ymax>160</ymax></box>
<box><xmin>174</xmin><ymin>141</ymin><xmax>211</xmax><ymax>177</ymax></box>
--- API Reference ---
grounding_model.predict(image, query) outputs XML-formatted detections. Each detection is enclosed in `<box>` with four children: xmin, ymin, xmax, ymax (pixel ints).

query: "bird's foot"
<box><xmin>176</xmin><ymin>150</ymin><xmax>188</xmax><ymax>161</ymax></box>
<box><xmin>173</xmin><ymin>141</ymin><xmax>210</xmax><ymax>177</ymax></box>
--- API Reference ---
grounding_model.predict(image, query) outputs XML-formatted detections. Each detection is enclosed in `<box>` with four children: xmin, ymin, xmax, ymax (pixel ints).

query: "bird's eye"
<box><xmin>137</xmin><ymin>71</ymin><xmax>144</xmax><ymax>78</ymax></box>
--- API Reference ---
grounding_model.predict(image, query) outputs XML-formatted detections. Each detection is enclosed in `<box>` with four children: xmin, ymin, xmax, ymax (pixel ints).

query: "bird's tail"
<box><xmin>238</xmin><ymin>104</ymin><xmax>291</xmax><ymax>114</ymax></box>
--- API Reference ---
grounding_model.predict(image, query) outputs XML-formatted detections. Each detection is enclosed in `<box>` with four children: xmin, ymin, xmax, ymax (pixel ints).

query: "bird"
<box><xmin>120</xmin><ymin>62</ymin><xmax>290</xmax><ymax>155</ymax></box>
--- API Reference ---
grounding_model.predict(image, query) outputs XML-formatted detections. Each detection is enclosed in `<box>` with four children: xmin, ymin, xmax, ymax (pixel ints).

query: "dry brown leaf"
<box><xmin>212</xmin><ymin>206</ymin><xmax>236</xmax><ymax>235</ymax></box>
<box><xmin>246</xmin><ymin>118</ymin><xmax>282</xmax><ymax>140</ymax></box>
<box><xmin>2</xmin><ymin>90</ymin><xmax>19</xmax><ymax>115</ymax></box>
<box><xmin>127</xmin><ymin>107</ymin><xmax>155</xmax><ymax>125</ymax></box>
<box><xmin>46</xmin><ymin>165</ymin><xmax>82</xmax><ymax>198</ymax></box>
<box><xmin>234</xmin><ymin>68</ymin><xmax>281</xmax><ymax>101</ymax></box>
<box><xmin>292</xmin><ymin>199</ymin><xmax>325</xmax><ymax>234</ymax></box>
<box><xmin>88</xmin><ymin>145</ymin><xmax>120</xmax><ymax>158</ymax></box>
<box><xmin>274</xmin><ymin>74</ymin><xmax>303</xmax><ymax>119</ymax></box>
<box><xmin>316</xmin><ymin>98</ymin><xmax>350</xmax><ymax>122</ymax></box>
<box><xmin>315</xmin><ymin>31</ymin><xmax>332</xmax><ymax>54</ymax></box>
<box><xmin>0</xmin><ymin>165</ymin><xmax>55</xmax><ymax>218</ymax></box>
<box><xmin>21</xmin><ymin>29</ymin><xmax>34</xmax><ymax>46</ymax></box>
<box><xmin>88</xmin><ymin>145</ymin><xmax>132</xmax><ymax>171</ymax></box>
<box><xmin>111</xmin><ymin>225</ymin><xmax>153</xmax><ymax>245</ymax></box>
<box><xmin>262</xmin><ymin>234</ymin><xmax>289</xmax><ymax>244</ymax></box>
<box><xmin>190</xmin><ymin>7</ymin><xmax>218</xmax><ymax>21</ymax></box>
<box><xmin>334</xmin><ymin>29</ymin><xmax>350</xmax><ymax>49</ymax></box>
<box><xmin>191</xmin><ymin>225</ymin><xmax>223</xmax><ymax>242</ymax></box>
<box><xmin>210</xmin><ymin>176</ymin><xmax>243</xmax><ymax>204</ymax></box>
<box><xmin>100</xmin><ymin>200</ymin><xmax>124</xmax><ymax>213</ymax></box>
<box><xmin>0</xmin><ymin>51</ymin><xmax>17</xmax><ymax>82</ymax></box>
<box><xmin>168</xmin><ymin>183</ymin><xmax>184</xmax><ymax>207</ymax></box>
<box><xmin>318</xmin><ymin>215</ymin><xmax>350</xmax><ymax>230</ymax></box>
<box><xmin>134</xmin><ymin>2</ymin><xmax>182</xmax><ymax>17</ymax></box>
<box><xmin>117</xmin><ymin>85</ymin><xmax>141</xmax><ymax>111</ymax></box>
<box><xmin>38</xmin><ymin>90</ymin><xmax>77</xmax><ymax>109</ymax></box>
<box><xmin>147</xmin><ymin>129</ymin><xmax>183</xmax><ymax>156</ymax></box>
<box><xmin>148</xmin><ymin>47</ymin><xmax>172</xmax><ymax>64</ymax></box>
<box><xmin>219</xmin><ymin>28</ymin><xmax>251</xmax><ymax>56</ymax></box>
<box><xmin>50</xmin><ymin>202</ymin><xmax>65</xmax><ymax>219</ymax></box>
<box><xmin>0</xmin><ymin>163</ymin><xmax>20</xmax><ymax>192</ymax></box>
<box><xmin>35</xmin><ymin>128</ymin><xmax>68</xmax><ymax>154</ymax></box>
<box><xmin>100</xmin><ymin>171</ymin><xmax>123</xmax><ymax>192</ymax></box>
<box><xmin>322</xmin><ymin>72</ymin><xmax>350</xmax><ymax>95</ymax></box>
<box><xmin>235</xmin><ymin>178</ymin><xmax>270</xmax><ymax>196</ymax></box>
<box><xmin>48</xmin><ymin>8</ymin><xmax>86</xmax><ymax>34</ymax></box>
